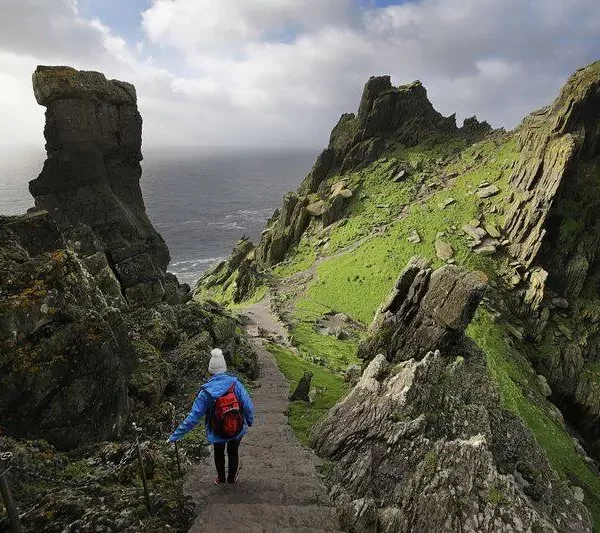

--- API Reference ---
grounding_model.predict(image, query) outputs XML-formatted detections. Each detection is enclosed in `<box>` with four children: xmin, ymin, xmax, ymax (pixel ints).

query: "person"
<box><xmin>167</xmin><ymin>348</ymin><xmax>254</xmax><ymax>484</ymax></box>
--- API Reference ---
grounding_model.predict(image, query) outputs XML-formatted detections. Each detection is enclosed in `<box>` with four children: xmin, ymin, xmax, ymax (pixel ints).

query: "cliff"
<box><xmin>0</xmin><ymin>67</ymin><xmax>257</xmax><ymax>532</ymax></box>
<box><xmin>29</xmin><ymin>66</ymin><xmax>185</xmax><ymax>307</ymax></box>
<box><xmin>197</xmin><ymin>59</ymin><xmax>600</xmax><ymax>529</ymax></box>
<box><xmin>314</xmin><ymin>259</ymin><xmax>590</xmax><ymax>532</ymax></box>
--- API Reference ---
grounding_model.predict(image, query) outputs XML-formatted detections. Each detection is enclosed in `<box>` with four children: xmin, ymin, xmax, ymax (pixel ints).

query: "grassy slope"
<box><xmin>264</xmin><ymin>134</ymin><xmax>600</xmax><ymax>527</ymax></box>
<box><xmin>266</xmin><ymin>342</ymin><xmax>348</xmax><ymax>445</ymax></box>
<box><xmin>469</xmin><ymin>310</ymin><xmax>600</xmax><ymax>530</ymax></box>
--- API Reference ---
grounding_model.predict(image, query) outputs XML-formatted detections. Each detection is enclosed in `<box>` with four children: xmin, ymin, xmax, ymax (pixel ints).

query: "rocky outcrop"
<box><xmin>300</xmin><ymin>76</ymin><xmax>459</xmax><ymax>195</ymax></box>
<box><xmin>359</xmin><ymin>257</ymin><xmax>487</xmax><ymax>363</ymax></box>
<box><xmin>252</xmin><ymin>76</ymin><xmax>466</xmax><ymax>269</ymax></box>
<box><xmin>314</xmin><ymin>260</ymin><xmax>591</xmax><ymax>533</ymax></box>
<box><xmin>504</xmin><ymin>60</ymin><xmax>600</xmax><ymax>272</ymax></box>
<box><xmin>256</xmin><ymin>192</ymin><xmax>310</xmax><ymax>268</ymax></box>
<box><xmin>500</xmin><ymin>61</ymin><xmax>600</xmax><ymax>457</ymax></box>
<box><xmin>0</xmin><ymin>67</ymin><xmax>257</xmax><ymax>459</ymax></box>
<box><xmin>29</xmin><ymin>66</ymin><xmax>186</xmax><ymax>307</ymax></box>
<box><xmin>0</xmin><ymin>212</ymin><xmax>134</xmax><ymax>449</ymax></box>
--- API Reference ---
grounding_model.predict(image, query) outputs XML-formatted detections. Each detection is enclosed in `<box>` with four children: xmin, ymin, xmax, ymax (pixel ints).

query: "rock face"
<box><xmin>0</xmin><ymin>67</ymin><xmax>253</xmax><ymax>455</ymax></box>
<box><xmin>359</xmin><ymin>257</ymin><xmax>487</xmax><ymax>362</ymax></box>
<box><xmin>314</xmin><ymin>260</ymin><xmax>591</xmax><ymax>533</ymax></box>
<box><xmin>300</xmin><ymin>76</ymin><xmax>458</xmax><ymax>196</ymax></box>
<box><xmin>251</xmin><ymin>76</ymin><xmax>469</xmax><ymax>269</ymax></box>
<box><xmin>29</xmin><ymin>66</ymin><xmax>183</xmax><ymax>307</ymax></box>
<box><xmin>501</xmin><ymin>60</ymin><xmax>600</xmax><ymax>456</ymax></box>
<box><xmin>0</xmin><ymin>212</ymin><xmax>134</xmax><ymax>449</ymax></box>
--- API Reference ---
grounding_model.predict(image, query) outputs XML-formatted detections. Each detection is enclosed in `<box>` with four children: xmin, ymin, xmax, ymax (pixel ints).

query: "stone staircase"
<box><xmin>184</xmin><ymin>318</ymin><xmax>343</xmax><ymax>533</ymax></box>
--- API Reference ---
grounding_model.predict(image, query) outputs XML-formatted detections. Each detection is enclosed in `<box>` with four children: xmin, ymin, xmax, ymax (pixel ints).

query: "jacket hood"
<box><xmin>202</xmin><ymin>373</ymin><xmax>238</xmax><ymax>399</ymax></box>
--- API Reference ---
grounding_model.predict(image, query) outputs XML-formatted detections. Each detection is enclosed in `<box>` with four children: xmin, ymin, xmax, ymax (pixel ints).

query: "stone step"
<box><xmin>191</xmin><ymin>503</ymin><xmax>340</xmax><ymax>531</ymax></box>
<box><xmin>192</xmin><ymin>478</ymin><xmax>333</xmax><ymax>505</ymax></box>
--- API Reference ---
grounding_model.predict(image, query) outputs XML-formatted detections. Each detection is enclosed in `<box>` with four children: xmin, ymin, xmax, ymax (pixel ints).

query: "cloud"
<box><xmin>0</xmin><ymin>0</ymin><xmax>599</xmax><ymax>151</ymax></box>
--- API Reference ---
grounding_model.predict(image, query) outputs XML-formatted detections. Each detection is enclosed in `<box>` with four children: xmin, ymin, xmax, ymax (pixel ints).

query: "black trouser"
<box><xmin>213</xmin><ymin>438</ymin><xmax>241</xmax><ymax>483</ymax></box>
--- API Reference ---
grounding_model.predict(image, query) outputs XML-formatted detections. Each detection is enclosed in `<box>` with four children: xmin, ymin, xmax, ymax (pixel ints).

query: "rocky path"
<box><xmin>184</xmin><ymin>301</ymin><xmax>342</xmax><ymax>533</ymax></box>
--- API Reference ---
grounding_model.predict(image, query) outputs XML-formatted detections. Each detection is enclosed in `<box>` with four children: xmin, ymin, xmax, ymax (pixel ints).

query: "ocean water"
<box><xmin>0</xmin><ymin>146</ymin><xmax>317</xmax><ymax>286</ymax></box>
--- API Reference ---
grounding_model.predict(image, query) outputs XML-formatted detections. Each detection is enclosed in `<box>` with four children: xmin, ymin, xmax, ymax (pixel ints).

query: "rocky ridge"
<box><xmin>197</xmin><ymin>59</ymin><xmax>600</xmax><ymax>529</ymax></box>
<box><xmin>314</xmin><ymin>259</ymin><xmax>591</xmax><ymax>532</ymax></box>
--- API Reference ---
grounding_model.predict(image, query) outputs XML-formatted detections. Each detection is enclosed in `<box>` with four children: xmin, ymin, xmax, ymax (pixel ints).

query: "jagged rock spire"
<box><xmin>29</xmin><ymin>66</ymin><xmax>184</xmax><ymax>307</ymax></box>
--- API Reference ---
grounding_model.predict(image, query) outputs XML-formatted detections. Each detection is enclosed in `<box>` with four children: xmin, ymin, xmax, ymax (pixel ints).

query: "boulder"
<box><xmin>360</xmin><ymin>258</ymin><xmax>487</xmax><ymax>362</ymax></box>
<box><xmin>476</xmin><ymin>184</ymin><xmax>500</xmax><ymax>198</ymax></box>
<box><xmin>435</xmin><ymin>239</ymin><xmax>454</xmax><ymax>261</ymax></box>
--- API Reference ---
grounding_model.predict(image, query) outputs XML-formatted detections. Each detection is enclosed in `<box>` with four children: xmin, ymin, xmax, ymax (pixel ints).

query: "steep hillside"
<box><xmin>196</xmin><ymin>60</ymin><xmax>600</xmax><ymax>529</ymax></box>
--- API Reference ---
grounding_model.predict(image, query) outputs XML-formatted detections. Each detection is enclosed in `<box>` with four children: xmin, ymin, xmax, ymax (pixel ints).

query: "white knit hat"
<box><xmin>208</xmin><ymin>348</ymin><xmax>227</xmax><ymax>374</ymax></box>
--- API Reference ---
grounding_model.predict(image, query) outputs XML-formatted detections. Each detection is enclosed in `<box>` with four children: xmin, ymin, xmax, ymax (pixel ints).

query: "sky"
<box><xmin>0</xmin><ymin>0</ymin><xmax>599</xmax><ymax>150</ymax></box>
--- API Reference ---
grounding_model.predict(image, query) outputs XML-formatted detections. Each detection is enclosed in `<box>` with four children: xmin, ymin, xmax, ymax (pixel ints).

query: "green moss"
<box><xmin>288</xmin><ymin>136</ymin><xmax>518</xmax><ymax>326</ymax></box>
<box><xmin>487</xmin><ymin>485</ymin><xmax>505</xmax><ymax>505</ymax></box>
<box><xmin>423</xmin><ymin>449</ymin><xmax>438</xmax><ymax>477</ymax></box>
<box><xmin>468</xmin><ymin>309</ymin><xmax>600</xmax><ymax>529</ymax></box>
<box><xmin>62</xmin><ymin>460</ymin><xmax>92</xmax><ymax>480</ymax></box>
<box><xmin>266</xmin><ymin>342</ymin><xmax>348</xmax><ymax>445</ymax></box>
<box><xmin>291</xmin><ymin>297</ymin><xmax>360</xmax><ymax>372</ymax></box>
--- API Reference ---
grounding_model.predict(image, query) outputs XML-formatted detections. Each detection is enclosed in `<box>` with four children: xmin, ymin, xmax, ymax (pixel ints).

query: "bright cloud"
<box><xmin>0</xmin><ymin>0</ymin><xmax>599</xmax><ymax>151</ymax></box>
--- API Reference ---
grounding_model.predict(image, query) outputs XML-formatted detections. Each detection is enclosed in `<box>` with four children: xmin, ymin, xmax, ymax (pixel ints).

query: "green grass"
<box><xmin>468</xmin><ymin>309</ymin><xmax>600</xmax><ymax>529</ymax></box>
<box><xmin>291</xmin><ymin>297</ymin><xmax>360</xmax><ymax>372</ymax></box>
<box><xmin>266</xmin><ymin>342</ymin><xmax>349</xmax><ymax>445</ymax></box>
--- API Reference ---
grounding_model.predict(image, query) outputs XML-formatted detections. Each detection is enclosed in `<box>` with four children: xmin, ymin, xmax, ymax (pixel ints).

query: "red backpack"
<box><xmin>207</xmin><ymin>383</ymin><xmax>244</xmax><ymax>439</ymax></box>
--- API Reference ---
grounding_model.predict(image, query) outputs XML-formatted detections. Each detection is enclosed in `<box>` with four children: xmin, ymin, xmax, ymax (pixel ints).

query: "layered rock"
<box><xmin>500</xmin><ymin>60</ymin><xmax>600</xmax><ymax>455</ymax></box>
<box><xmin>0</xmin><ymin>67</ymin><xmax>256</xmax><ymax>457</ymax></box>
<box><xmin>301</xmin><ymin>77</ymin><xmax>459</xmax><ymax>196</ymax></box>
<box><xmin>252</xmin><ymin>76</ymin><xmax>469</xmax><ymax>269</ymax></box>
<box><xmin>255</xmin><ymin>192</ymin><xmax>310</xmax><ymax>268</ymax></box>
<box><xmin>314</xmin><ymin>260</ymin><xmax>591</xmax><ymax>533</ymax></box>
<box><xmin>195</xmin><ymin>237</ymin><xmax>262</xmax><ymax>303</ymax></box>
<box><xmin>29</xmin><ymin>66</ymin><xmax>185</xmax><ymax>307</ymax></box>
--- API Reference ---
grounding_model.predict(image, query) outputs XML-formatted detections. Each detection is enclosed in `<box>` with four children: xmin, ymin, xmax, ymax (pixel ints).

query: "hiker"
<box><xmin>167</xmin><ymin>348</ymin><xmax>254</xmax><ymax>484</ymax></box>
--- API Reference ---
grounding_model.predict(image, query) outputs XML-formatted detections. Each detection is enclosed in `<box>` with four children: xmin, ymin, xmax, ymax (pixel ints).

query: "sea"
<box><xmin>0</xmin><ymin>146</ymin><xmax>318</xmax><ymax>286</ymax></box>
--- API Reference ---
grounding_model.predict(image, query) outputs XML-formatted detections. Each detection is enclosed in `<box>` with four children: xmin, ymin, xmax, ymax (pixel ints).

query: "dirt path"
<box><xmin>184</xmin><ymin>299</ymin><xmax>342</xmax><ymax>533</ymax></box>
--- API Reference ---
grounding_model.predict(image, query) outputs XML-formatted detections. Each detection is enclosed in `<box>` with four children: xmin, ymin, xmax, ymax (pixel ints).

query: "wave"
<box><xmin>207</xmin><ymin>221</ymin><xmax>245</xmax><ymax>230</ymax></box>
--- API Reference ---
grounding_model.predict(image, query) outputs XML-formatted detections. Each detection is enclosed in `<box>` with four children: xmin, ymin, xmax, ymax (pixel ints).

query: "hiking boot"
<box><xmin>215</xmin><ymin>476</ymin><xmax>226</xmax><ymax>485</ymax></box>
<box><xmin>227</xmin><ymin>472</ymin><xmax>239</xmax><ymax>484</ymax></box>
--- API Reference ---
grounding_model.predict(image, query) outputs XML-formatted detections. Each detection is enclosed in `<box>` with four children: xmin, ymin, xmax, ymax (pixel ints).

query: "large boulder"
<box><xmin>359</xmin><ymin>257</ymin><xmax>487</xmax><ymax>363</ymax></box>
<box><xmin>29</xmin><ymin>66</ymin><xmax>179</xmax><ymax>307</ymax></box>
<box><xmin>313</xmin><ymin>260</ymin><xmax>591</xmax><ymax>533</ymax></box>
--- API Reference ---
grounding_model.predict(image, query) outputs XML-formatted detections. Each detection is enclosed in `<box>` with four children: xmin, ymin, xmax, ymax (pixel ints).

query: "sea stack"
<box><xmin>29</xmin><ymin>66</ymin><xmax>185</xmax><ymax>307</ymax></box>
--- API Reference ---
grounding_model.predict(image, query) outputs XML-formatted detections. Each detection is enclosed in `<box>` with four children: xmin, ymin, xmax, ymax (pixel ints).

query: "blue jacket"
<box><xmin>168</xmin><ymin>373</ymin><xmax>254</xmax><ymax>444</ymax></box>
